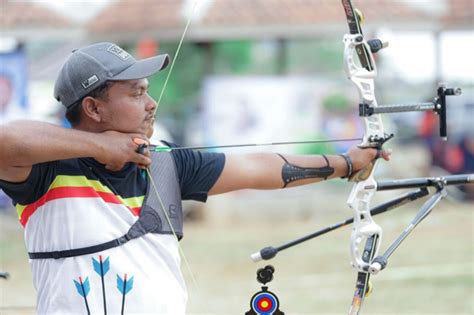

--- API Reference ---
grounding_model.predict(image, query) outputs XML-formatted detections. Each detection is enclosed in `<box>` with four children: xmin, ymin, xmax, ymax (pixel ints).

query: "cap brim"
<box><xmin>112</xmin><ymin>54</ymin><xmax>170</xmax><ymax>80</ymax></box>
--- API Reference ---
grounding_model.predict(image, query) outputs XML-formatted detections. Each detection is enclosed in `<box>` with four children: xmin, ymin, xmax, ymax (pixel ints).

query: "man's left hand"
<box><xmin>347</xmin><ymin>146</ymin><xmax>391</xmax><ymax>173</ymax></box>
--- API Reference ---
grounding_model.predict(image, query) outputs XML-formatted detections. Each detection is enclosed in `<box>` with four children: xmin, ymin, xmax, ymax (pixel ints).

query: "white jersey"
<box><xmin>1</xmin><ymin>147</ymin><xmax>224</xmax><ymax>314</ymax></box>
<box><xmin>23</xmin><ymin>174</ymin><xmax>187</xmax><ymax>314</ymax></box>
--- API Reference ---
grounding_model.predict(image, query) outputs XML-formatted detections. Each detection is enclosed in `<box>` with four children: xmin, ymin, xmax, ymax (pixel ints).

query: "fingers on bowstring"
<box><xmin>131</xmin><ymin>137</ymin><xmax>153</xmax><ymax>170</ymax></box>
<box><xmin>133</xmin><ymin>137</ymin><xmax>150</xmax><ymax>155</ymax></box>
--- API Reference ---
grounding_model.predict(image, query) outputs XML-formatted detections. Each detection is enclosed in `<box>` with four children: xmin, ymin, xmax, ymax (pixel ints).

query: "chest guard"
<box><xmin>28</xmin><ymin>152</ymin><xmax>184</xmax><ymax>260</ymax></box>
<box><xmin>129</xmin><ymin>151</ymin><xmax>184</xmax><ymax>239</ymax></box>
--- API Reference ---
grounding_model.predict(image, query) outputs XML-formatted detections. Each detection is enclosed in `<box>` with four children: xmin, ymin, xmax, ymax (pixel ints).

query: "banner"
<box><xmin>0</xmin><ymin>46</ymin><xmax>29</xmax><ymax>124</ymax></box>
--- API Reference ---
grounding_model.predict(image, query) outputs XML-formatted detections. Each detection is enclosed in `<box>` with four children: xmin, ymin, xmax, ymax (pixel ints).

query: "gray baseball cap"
<box><xmin>54</xmin><ymin>42</ymin><xmax>169</xmax><ymax>108</ymax></box>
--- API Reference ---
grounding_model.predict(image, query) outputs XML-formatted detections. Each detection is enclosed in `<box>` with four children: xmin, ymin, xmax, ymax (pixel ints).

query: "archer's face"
<box><xmin>98</xmin><ymin>78</ymin><xmax>156</xmax><ymax>136</ymax></box>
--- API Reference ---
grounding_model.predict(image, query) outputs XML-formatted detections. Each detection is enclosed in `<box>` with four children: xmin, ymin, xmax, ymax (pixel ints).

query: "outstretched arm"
<box><xmin>0</xmin><ymin>120</ymin><xmax>151</xmax><ymax>183</ymax></box>
<box><xmin>209</xmin><ymin>147</ymin><xmax>390</xmax><ymax>195</ymax></box>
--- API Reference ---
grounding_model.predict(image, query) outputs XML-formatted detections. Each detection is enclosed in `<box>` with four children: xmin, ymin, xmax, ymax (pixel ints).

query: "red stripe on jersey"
<box><xmin>19</xmin><ymin>186</ymin><xmax>139</xmax><ymax>226</ymax></box>
<box><xmin>130</xmin><ymin>207</ymin><xmax>141</xmax><ymax>216</ymax></box>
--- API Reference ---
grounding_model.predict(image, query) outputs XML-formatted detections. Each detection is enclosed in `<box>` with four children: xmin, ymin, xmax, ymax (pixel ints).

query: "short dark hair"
<box><xmin>65</xmin><ymin>81</ymin><xmax>114</xmax><ymax>126</ymax></box>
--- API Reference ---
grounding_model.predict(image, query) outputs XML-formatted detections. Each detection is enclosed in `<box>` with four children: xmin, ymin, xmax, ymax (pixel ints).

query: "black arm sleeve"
<box><xmin>163</xmin><ymin>141</ymin><xmax>225</xmax><ymax>202</ymax></box>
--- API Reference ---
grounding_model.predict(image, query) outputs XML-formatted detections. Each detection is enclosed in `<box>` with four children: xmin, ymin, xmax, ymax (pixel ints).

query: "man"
<box><xmin>0</xmin><ymin>42</ymin><xmax>389</xmax><ymax>314</ymax></box>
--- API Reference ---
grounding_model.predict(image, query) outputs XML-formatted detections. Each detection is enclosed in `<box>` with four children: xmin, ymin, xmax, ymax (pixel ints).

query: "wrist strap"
<box><xmin>339</xmin><ymin>153</ymin><xmax>353</xmax><ymax>179</ymax></box>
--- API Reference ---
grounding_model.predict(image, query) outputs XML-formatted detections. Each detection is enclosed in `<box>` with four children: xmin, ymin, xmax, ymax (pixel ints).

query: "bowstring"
<box><xmin>153</xmin><ymin>0</ymin><xmax>199</xmax><ymax>117</ymax></box>
<box><xmin>146</xmin><ymin>0</ymin><xmax>209</xmax><ymax>311</ymax></box>
<box><xmin>146</xmin><ymin>169</ymin><xmax>208</xmax><ymax>310</ymax></box>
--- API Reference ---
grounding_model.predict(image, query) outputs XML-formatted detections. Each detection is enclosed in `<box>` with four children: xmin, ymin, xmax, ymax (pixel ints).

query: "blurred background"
<box><xmin>0</xmin><ymin>0</ymin><xmax>473</xmax><ymax>314</ymax></box>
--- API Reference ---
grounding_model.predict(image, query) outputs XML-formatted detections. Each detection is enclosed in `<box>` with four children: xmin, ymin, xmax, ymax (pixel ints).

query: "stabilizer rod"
<box><xmin>369</xmin><ymin>187</ymin><xmax>447</xmax><ymax>274</ymax></box>
<box><xmin>376</xmin><ymin>174</ymin><xmax>474</xmax><ymax>191</ymax></box>
<box><xmin>250</xmin><ymin>188</ymin><xmax>429</xmax><ymax>262</ymax></box>
<box><xmin>0</xmin><ymin>272</ymin><xmax>10</xmax><ymax>280</ymax></box>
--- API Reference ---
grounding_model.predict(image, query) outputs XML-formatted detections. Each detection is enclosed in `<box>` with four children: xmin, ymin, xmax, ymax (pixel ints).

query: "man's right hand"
<box><xmin>0</xmin><ymin>121</ymin><xmax>154</xmax><ymax>183</ymax></box>
<box><xmin>93</xmin><ymin>130</ymin><xmax>152</xmax><ymax>171</ymax></box>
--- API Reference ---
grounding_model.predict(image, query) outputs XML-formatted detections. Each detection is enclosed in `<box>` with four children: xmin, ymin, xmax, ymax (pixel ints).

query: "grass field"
<box><xmin>1</xmin><ymin>184</ymin><xmax>473</xmax><ymax>314</ymax></box>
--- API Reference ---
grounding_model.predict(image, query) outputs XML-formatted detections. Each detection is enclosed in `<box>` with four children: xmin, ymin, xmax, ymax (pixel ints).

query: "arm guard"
<box><xmin>278</xmin><ymin>154</ymin><xmax>334</xmax><ymax>188</ymax></box>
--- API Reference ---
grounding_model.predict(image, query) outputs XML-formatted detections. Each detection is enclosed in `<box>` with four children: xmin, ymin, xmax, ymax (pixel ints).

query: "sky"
<box><xmin>381</xmin><ymin>30</ymin><xmax>474</xmax><ymax>83</ymax></box>
<box><xmin>35</xmin><ymin>0</ymin><xmax>111</xmax><ymax>22</ymax></box>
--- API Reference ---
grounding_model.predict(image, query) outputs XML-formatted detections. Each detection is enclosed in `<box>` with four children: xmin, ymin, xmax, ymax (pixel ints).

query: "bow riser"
<box><xmin>344</xmin><ymin>33</ymin><xmax>384</xmax><ymax>271</ymax></box>
<box><xmin>343</xmin><ymin>35</ymin><xmax>386</xmax><ymax>147</ymax></box>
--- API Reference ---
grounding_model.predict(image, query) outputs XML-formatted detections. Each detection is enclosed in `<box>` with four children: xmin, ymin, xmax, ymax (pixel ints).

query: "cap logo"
<box><xmin>81</xmin><ymin>75</ymin><xmax>99</xmax><ymax>89</ymax></box>
<box><xmin>107</xmin><ymin>44</ymin><xmax>131</xmax><ymax>61</ymax></box>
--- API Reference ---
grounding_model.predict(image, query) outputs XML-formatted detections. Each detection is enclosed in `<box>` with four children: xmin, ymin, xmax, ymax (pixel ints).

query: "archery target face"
<box><xmin>251</xmin><ymin>291</ymin><xmax>278</xmax><ymax>314</ymax></box>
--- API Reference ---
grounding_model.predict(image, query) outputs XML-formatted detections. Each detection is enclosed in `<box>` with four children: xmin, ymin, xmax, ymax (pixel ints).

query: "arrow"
<box><xmin>117</xmin><ymin>273</ymin><xmax>134</xmax><ymax>315</ymax></box>
<box><xmin>134</xmin><ymin>137</ymin><xmax>363</xmax><ymax>154</ymax></box>
<box><xmin>73</xmin><ymin>276</ymin><xmax>91</xmax><ymax>315</ymax></box>
<box><xmin>92</xmin><ymin>255</ymin><xmax>110</xmax><ymax>315</ymax></box>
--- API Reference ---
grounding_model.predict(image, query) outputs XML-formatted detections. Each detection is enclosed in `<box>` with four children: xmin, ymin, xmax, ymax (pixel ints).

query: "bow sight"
<box><xmin>359</xmin><ymin>83</ymin><xmax>462</xmax><ymax>141</ymax></box>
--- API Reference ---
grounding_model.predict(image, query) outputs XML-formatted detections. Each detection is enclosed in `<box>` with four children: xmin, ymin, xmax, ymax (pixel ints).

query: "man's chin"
<box><xmin>146</xmin><ymin>127</ymin><xmax>154</xmax><ymax>138</ymax></box>
<box><xmin>144</xmin><ymin>122</ymin><xmax>154</xmax><ymax>138</ymax></box>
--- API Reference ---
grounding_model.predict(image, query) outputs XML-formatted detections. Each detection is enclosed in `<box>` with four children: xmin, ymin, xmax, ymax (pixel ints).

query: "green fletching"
<box><xmin>151</xmin><ymin>145</ymin><xmax>172</xmax><ymax>152</ymax></box>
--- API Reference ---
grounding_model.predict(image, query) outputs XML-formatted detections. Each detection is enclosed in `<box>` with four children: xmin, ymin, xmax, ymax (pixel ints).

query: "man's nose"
<box><xmin>145</xmin><ymin>94</ymin><xmax>157</xmax><ymax>111</ymax></box>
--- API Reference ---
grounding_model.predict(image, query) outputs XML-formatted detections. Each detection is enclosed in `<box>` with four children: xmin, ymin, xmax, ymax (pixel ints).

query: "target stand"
<box><xmin>245</xmin><ymin>265</ymin><xmax>284</xmax><ymax>315</ymax></box>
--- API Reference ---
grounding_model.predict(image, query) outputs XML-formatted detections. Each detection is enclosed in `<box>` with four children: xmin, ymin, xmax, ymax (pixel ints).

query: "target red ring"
<box><xmin>257</xmin><ymin>296</ymin><xmax>273</xmax><ymax>311</ymax></box>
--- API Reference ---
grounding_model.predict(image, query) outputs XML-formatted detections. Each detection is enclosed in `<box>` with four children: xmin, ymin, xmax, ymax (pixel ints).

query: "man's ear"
<box><xmin>82</xmin><ymin>97</ymin><xmax>102</xmax><ymax>122</ymax></box>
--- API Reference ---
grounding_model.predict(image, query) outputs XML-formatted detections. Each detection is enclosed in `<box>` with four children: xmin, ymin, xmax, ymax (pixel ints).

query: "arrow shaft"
<box><xmin>100</xmin><ymin>262</ymin><xmax>107</xmax><ymax>315</ymax></box>
<box><xmin>80</xmin><ymin>281</ymin><xmax>91</xmax><ymax>315</ymax></box>
<box><xmin>150</xmin><ymin>137</ymin><xmax>363</xmax><ymax>152</ymax></box>
<box><xmin>121</xmin><ymin>277</ymin><xmax>127</xmax><ymax>315</ymax></box>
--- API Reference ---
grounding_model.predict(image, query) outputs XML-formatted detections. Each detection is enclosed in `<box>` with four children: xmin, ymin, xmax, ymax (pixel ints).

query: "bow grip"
<box><xmin>348</xmin><ymin>134</ymin><xmax>394</xmax><ymax>182</ymax></box>
<box><xmin>349</xmin><ymin>160</ymin><xmax>376</xmax><ymax>182</ymax></box>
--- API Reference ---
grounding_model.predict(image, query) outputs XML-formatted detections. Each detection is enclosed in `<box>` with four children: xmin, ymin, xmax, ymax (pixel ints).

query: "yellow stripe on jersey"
<box><xmin>121</xmin><ymin>196</ymin><xmax>144</xmax><ymax>208</ymax></box>
<box><xmin>16</xmin><ymin>204</ymin><xmax>27</xmax><ymax>220</ymax></box>
<box><xmin>16</xmin><ymin>175</ymin><xmax>144</xmax><ymax>218</ymax></box>
<box><xmin>52</xmin><ymin>175</ymin><xmax>113</xmax><ymax>193</ymax></box>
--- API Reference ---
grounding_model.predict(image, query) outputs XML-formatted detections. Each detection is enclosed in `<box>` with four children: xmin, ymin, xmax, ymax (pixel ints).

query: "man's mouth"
<box><xmin>145</xmin><ymin>116</ymin><xmax>155</xmax><ymax>123</ymax></box>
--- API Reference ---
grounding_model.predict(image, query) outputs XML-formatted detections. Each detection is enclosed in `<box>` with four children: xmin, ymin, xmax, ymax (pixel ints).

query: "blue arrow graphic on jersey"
<box><xmin>93</xmin><ymin>255</ymin><xmax>110</xmax><ymax>275</ymax></box>
<box><xmin>73</xmin><ymin>276</ymin><xmax>91</xmax><ymax>315</ymax></box>
<box><xmin>117</xmin><ymin>273</ymin><xmax>134</xmax><ymax>315</ymax></box>
<box><xmin>93</xmin><ymin>256</ymin><xmax>110</xmax><ymax>315</ymax></box>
